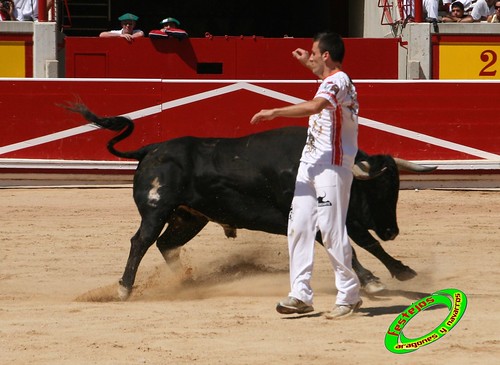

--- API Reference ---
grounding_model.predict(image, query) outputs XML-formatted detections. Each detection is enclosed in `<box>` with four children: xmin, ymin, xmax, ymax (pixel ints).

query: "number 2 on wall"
<box><xmin>479</xmin><ymin>50</ymin><xmax>497</xmax><ymax>77</ymax></box>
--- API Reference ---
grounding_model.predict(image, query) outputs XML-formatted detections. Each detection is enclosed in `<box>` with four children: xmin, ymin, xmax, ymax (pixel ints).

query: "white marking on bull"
<box><xmin>148</xmin><ymin>177</ymin><xmax>162</xmax><ymax>207</ymax></box>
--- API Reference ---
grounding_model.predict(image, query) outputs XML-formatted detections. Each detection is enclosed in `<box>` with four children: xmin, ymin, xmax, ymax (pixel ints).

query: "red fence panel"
<box><xmin>65</xmin><ymin>37</ymin><xmax>400</xmax><ymax>80</ymax></box>
<box><xmin>0</xmin><ymin>79</ymin><xmax>498</xmax><ymax>168</ymax></box>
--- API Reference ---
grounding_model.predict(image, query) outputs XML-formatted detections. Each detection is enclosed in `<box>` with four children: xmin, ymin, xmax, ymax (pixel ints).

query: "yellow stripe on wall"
<box><xmin>0</xmin><ymin>41</ymin><xmax>26</xmax><ymax>78</ymax></box>
<box><xmin>439</xmin><ymin>43</ymin><xmax>500</xmax><ymax>79</ymax></box>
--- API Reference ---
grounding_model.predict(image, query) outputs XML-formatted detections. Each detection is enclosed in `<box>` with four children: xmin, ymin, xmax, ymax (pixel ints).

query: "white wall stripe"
<box><xmin>161</xmin><ymin>83</ymin><xmax>246</xmax><ymax>110</ymax></box>
<box><xmin>241</xmin><ymin>83</ymin><xmax>306</xmax><ymax>104</ymax></box>
<box><xmin>0</xmin><ymin>81</ymin><xmax>498</xmax><ymax>161</ymax></box>
<box><xmin>124</xmin><ymin>104</ymin><xmax>162</xmax><ymax>120</ymax></box>
<box><xmin>359</xmin><ymin>117</ymin><xmax>500</xmax><ymax>160</ymax></box>
<box><xmin>0</xmin><ymin>124</ymin><xmax>100</xmax><ymax>155</ymax></box>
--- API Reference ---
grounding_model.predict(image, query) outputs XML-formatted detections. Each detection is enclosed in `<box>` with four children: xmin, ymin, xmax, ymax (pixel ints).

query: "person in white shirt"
<box><xmin>13</xmin><ymin>0</ymin><xmax>36</xmax><ymax>21</ymax></box>
<box><xmin>13</xmin><ymin>0</ymin><xmax>53</xmax><ymax>21</ymax></box>
<box><xmin>99</xmin><ymin>13</ymin><xmax>145</xmax><ymax>42</ymax></box>
<box><xmin>402</xmin><ymin>0</ymin><xmax>439</xmax><ymax>21</ymax></box>
<box><xmin>463</xmin><ymin>0</ymin><xmax>497</xmax><ymax>21</ymax></box>
<box><xmin>251</xmin><ymin>32</ymin><xmax>362</xmax><ymax>319</ymax></box>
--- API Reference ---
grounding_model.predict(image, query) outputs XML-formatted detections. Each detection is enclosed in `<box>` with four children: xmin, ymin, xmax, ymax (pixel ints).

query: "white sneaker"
<box><xmin>276</xmin><ymin>296</ymin><xmax>314</xmax><ymax>314</ymax></box>
<box><xmin>325</xmin><ymin>300</ymin><xmax>362</xmax><ymax>319</ymax></box>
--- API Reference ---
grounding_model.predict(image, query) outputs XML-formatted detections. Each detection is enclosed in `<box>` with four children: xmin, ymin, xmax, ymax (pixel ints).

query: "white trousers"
<box><xmin>287</xmin><ymin>162</ymin><xmax>360</xmax><ymax>306</ymax></box>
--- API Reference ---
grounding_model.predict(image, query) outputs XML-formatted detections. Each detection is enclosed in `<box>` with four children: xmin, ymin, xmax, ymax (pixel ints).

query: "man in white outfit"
<box><xmin>250</xmin><ymin>32</ymin><xmax>362</xmax><ymax>319</ymax></box>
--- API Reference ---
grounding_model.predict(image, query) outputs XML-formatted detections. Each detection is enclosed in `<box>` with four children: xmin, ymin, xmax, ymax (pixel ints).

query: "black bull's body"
<box><xmin>68</xmin><ymin>104</ymin><xmax>435</xmax><ymax>300</ymax></box>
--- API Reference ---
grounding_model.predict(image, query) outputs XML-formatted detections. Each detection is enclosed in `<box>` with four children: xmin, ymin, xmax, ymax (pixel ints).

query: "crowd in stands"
<box><xmin>403</xmin><ymin>0</ymin><xmax>500</xmax><ymax>23</ymax></box>
<box><xmin>2</xmin><ymin>2</ymin><xmax>500</xmax><ymax>28</ymax></box>
<box><xmin>1</xmin><ymin>4</ymin><xmax>190</xmax><ymax>40</ymax></box>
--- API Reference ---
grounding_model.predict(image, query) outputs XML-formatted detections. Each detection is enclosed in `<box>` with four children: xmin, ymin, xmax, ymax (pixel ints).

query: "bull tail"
<box><xmin>62</xmin><ymin>102</ymin><xmax>149</xmax><ymax>161</ymax></box>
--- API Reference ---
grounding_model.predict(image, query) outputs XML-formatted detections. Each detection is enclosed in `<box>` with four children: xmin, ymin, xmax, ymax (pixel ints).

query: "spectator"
<box><xmin>0</xmin><ymin>0</ymin><xmax>15</xmax><ymax>20</ymax></box>
<box><xmin>13</xmin><ymin>0</ymin><xmax>37</xmax><ymax>20</ymax></box>
<box><xmin>441</xmin><ymin>0</ymin><xmax>473</xmax><ymax>13</ymax></box>
<box><xmin>462</xmin><ymin>0</ymin><xmax>496</xmax><ymax>21</ymax></box>
<box><xmin>402</xmin><ymin>0</ymin><xmax>439</xmax><ymax>22</ymax></box>
<box><xmin>13</xmin><ymin>0</ymin><xmax>52</xmax><ymax>21</ymax></box>
<box><xmin>487</xmin><ymin>0</ymin><xmax>500</xmax><ymax>21</ymax></box>
<box><xmin>148</xmin><ymin>17</ymin><xmax>188</xmax><ymax>40</ymax></box>
<box><xmin>441</xmin><ymin>1</ymin><xmax>472</xmax><ymax>22</ymax></box>
<box><xmin>99</xmin><ymin>13</ymin><xmax>144</xmax><ymax>42</ymax></box>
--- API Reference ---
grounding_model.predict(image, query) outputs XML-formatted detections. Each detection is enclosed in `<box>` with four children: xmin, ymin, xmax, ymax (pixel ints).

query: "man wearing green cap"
<box><xmin>149</xmin><ymin>17</ymin><xmax>188</xmax><ymax>40</ymax></box>
<box><xmin>100</xmin><ymin>13</ymin><xmax>144</xmax><ymax>42</ymax></box>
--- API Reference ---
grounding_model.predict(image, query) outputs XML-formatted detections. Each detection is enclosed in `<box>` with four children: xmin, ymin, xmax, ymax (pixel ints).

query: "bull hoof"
<box><xmin>363</xmin><ymin>279</ymin><xmax>386</xmax><ymax>294</ymax></box>
<box><xmin>118</xmin><ymin>284</ymin><xmax>131</xmax><ymax>301</ymax></box>
<box><xmin>393</xmin><ymin>267</ymin><xmax>418</xmax><ymax>281</ymax></box>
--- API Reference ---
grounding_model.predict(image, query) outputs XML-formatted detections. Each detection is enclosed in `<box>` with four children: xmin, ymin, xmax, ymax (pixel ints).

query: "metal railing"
<box><xmin>379</xmin><ymin>0</ymin><xmax>424</xmax><ymax>27</ymax></box>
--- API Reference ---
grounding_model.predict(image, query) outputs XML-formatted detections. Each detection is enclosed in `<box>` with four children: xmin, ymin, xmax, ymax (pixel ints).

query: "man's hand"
<box><xmin>250</xmin><ymin>109</ymin><xmax>275</xmax><ymax>125</ymax></box>
<box><xmin>121</xmin><ymin>33</ymin><xmax>134</xmax><ymax>42</ymax></box>
<box><xmin>292</xmin><ymin>48</ymin><xmax>310</xmax><ymax>68</ymax></box>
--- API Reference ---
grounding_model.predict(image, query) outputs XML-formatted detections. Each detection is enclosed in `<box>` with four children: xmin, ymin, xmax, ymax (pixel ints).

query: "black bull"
<box><xmin>67</xmin><ymin>103</ymin><xmax>436</xmax><ymax>300</ymax></box>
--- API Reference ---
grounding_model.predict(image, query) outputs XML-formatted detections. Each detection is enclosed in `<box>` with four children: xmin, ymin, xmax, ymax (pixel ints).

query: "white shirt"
<box><xmin>14</xmin><ymin>0</ymin><xmax>37</xmax><ymax>21</ymax></box>
<box><xmin>404</xmin><ymin>0</ymin><xmax>439</xmax><ymax>19</ymax></box>
<box><xmin>108</xmin><ymin>29</ymin><xmax>143</xmax><ymax>35</ymax></box>
<box><xmin>300</xmin><ymin>71</ymin><xmax>359</xmax><ymax>168</ymax></box>
<box><xmin>470</xmin><ymin>0</ymin><xmax>496</xmax><ymax>20</ymax></box>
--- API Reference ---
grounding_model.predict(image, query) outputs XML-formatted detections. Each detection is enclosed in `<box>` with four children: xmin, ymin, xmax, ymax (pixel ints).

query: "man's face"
<box><xmin>163</xmin><ymin>22</ymin><xmax>176</xmax><ymax>29</ymax></box>
<box><xmin>121</xmin><ymin>20</ymin><xmax>136</xmax><ymax>34</ymax></box>
<box><xmin>451</xmin><ymin>5</ymin><xmax>464</xmax><ymax>17</ymax></box>
<box><xmin>309</xmin><ymin>41</ymin><xmax>326</xmax><ymax>77</ymax></box>
<box><xmin>496</xmin><ymin>2</ymin><xmax>500</xmax><ymax>13</ymax></box>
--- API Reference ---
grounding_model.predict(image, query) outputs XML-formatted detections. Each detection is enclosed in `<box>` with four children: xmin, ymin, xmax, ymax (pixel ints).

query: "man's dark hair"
<box><xmin>314</xmin><ymin>32</ymin><xmax>345</xmax><ymax>63</ymax></box>
<box><xmin>451</xmin><ymin>1</ymin><xmax>465</xmax><ymax>11</ymax></box>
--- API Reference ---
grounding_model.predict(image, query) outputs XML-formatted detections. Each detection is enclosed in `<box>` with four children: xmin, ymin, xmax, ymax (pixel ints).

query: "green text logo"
<box><xmin>385</xmin><ymin>288</ymin><xmax>467</xmax><ymax>354</ymax></box>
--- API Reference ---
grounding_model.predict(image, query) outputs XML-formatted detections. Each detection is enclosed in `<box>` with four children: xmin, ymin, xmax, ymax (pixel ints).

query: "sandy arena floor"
<box><xmin>0</xmin><ymin>187</ymin><xmax>499</xmax><ymax>364</ymax></box>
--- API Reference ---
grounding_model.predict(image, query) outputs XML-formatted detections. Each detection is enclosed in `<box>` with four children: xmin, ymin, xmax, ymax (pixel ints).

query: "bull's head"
<box><xmin>349</xmin><ymin>153</ymin><xmax>436</xmax><ymax>242</ymax></box>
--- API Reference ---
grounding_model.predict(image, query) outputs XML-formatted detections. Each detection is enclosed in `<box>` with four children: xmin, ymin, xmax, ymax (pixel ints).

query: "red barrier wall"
<box><xmin>65</xmin><ymin>37</ymin><xmax>400</xmax><ymax>80</ymax></box>
<box><xmin>0</xmin><ymin>79</ymin><xmax>498</xmax><ymax>169</ymax></box>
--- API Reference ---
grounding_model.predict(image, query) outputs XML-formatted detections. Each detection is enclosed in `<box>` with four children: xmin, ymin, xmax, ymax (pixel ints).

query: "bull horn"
<box><xmin>352</xmin><ymin>161</ymin><xmax>371</xmax><ymax>180</ymax></box>
<box><xmin>352</xmin><ymin>161</ymin><xmax>387</xmax><ymax>180</ymax></box>
<box><xmin>394</xmin><ymin>158</ymin><xmax>437</xmax><ymax>173</ymax></box>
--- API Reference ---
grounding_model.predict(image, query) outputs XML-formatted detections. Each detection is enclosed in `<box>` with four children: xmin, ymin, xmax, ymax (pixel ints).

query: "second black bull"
<box><xmin>67</xmin><ymin>103</ymin><xmax>436</xmax><ymax>300</ymax></box>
